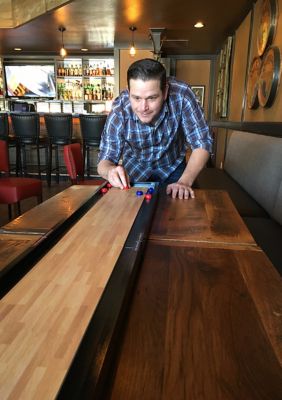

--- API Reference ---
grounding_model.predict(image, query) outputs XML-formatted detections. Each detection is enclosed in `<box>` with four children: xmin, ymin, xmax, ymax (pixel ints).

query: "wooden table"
<box><xmin>150</xmin><ymin>189</ymin><xmax>257</xmax><ymax>249</ymax></box>
<box><xmin>0</xmin><ymin>185</ymin><xmax>102</xmax><ymax>295</ymax></box>
<box><xmin>0</xmin><ymin>233</ymin><xmax>43</xmax><ymax>275</ymax></box>
<box><xmin>104</xmin><ymin>190</ymin><xmax>282</xmax><ymax>400</ymax></box>
<box><xmin>106</xmin><ymin>242</ymin><xmax>282</xmax><ymax>400</ymax></box>
<box><xmin>1</xmin><ymin>185</ymin><xmax>102</xmax><ymax>234</ymax></box>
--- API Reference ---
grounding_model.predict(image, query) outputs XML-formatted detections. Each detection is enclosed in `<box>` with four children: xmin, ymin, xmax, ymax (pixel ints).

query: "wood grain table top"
<box><xmin>0</xmin><ymin>187</ymin><xmax>146</xmax><ymax>400</ymax></box>
<box><xmin>0</xmin><ymin>234</ymin><xmax>43</xmax><ymax>276</ymax></box>
<box><xmin>150</xmin><ymin>189</ymin><xmax>257</xmax><ymax>248</ymax></box>
<box><xmin>1</xmin><ymin>185</ymin><xmax>101</xmax><ymax>234</ymax></box>
<box><xmin>106</xmin><ymin>241</ymin><xmax>282</xmax><ymax>400</ymax></box>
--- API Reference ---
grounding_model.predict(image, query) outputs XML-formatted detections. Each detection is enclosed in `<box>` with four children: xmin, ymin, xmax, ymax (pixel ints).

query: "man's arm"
<box><xmin>166</xmin><ymin>148</ymin><xmax>210</xmax><ymax>199</ymax></box>
<box><xmin>97</xmin><ymin>159</ymin><xmax>130</xmax><ymax>189</ymax></box>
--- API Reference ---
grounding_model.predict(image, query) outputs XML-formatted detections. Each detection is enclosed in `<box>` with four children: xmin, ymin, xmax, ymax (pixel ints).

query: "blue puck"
<box><xmin>136</xmin><ymin>190</ymin><xmax>144</xmax><ymax>196</ymax></box>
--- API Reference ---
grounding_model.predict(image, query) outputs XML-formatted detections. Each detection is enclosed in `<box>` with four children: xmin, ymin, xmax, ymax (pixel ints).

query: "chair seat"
<box><xmin>84</xmin><ymin>140</ymin><xmax>100</xmax><ymax>147</ymax></box>
<box><xmin>0</xmin><ymin>178</ymin><xmax>42</xmax><ymax>204</ymax></box>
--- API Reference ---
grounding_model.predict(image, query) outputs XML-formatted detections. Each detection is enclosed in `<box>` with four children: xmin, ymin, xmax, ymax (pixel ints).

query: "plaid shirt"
<box><xmin>98</xmin><ymin>77</ymin><xmax>213</xmax><ymax>182</ymax></box>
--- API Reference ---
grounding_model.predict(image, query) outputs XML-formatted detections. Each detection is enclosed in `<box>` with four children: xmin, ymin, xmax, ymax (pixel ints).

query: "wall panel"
<box><xmin>176</xmin><ymin>59</ymin><xmax>211</xmax><ymax>117</ymax></box>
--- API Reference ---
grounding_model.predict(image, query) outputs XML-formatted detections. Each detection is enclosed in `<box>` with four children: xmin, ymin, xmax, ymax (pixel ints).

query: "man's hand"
<box><xmin>107</xmin><ymin>165</ymin><xmax>130</xmax><ymax>189</ymax></box>
<box><xmin>97</xmin><ymin>160</ymin><xmax>130</xmax><ymax>190</ymax></box>
<box><xmin>166</xmin><ymin>181</ymin><xmax>195</xmax><ymax>199</ymax></box>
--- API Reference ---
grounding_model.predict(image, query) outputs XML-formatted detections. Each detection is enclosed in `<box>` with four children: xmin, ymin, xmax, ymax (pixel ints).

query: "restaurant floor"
<box><xmin>0</xmin><ymin>179</ymin><xmax>72</xmax><ymax>226</ymax></box>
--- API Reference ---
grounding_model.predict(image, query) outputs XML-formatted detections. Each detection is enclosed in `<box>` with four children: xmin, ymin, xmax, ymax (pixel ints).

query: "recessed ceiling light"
<box><xmin>194</xmin><ymin>22</ymin><xmax>205</xmax><ymax>28</ymax></box>
<box><xmin>81</xmin><ymin>48</ymin><xmax>88</xmax><ymax>52</ymax></box>
<box><xmin>14</xmin><ymin>47</ymin><xmax>22</xmax><ymax>51</ymax></box>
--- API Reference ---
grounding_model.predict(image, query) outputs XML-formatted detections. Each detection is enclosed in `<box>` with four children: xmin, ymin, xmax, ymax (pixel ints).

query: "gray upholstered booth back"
<box><xmin>224</xmin><ymin>131</ymin><xmax>282</xmax><ymax>225</ymax></box>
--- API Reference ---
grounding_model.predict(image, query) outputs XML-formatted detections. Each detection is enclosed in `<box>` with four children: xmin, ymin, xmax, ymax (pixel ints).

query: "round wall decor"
<box><xmin>258</xmin><ymin>45</ymin><xmax>280</xmax><ymax>107</ymax></box>
<box><xmin>257</xmin><ymin>0</ymin><xmax>278</xmax><ymax>56</ymax></box>
<box><xmin>246</xmin><ymin>56</ymin><xmax>262</xmax><ymax>109</ymax></box>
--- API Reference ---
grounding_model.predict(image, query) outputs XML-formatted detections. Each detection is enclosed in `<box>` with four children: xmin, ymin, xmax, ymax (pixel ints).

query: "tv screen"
<box><xmin>4</xmin><ymin>64</ymin><xmax>56</xmax><ymax>98</ymax></box>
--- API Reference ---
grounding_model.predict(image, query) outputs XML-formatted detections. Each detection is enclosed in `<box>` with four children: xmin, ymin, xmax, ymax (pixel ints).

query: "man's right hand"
<box><xmin>97</xmin><ymin>160</ymin><xmax>130</xmax><ymax>189</ymax></box>
<box><xmin>107</xmin><ymin>165</ymin><xmax>130</xmax><ymax>189</ymax></box>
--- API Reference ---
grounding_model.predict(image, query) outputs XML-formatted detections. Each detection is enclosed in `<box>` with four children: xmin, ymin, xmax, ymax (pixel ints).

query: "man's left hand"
<box><xmin>166</xmin><ymin>182</ymin><xmax>195</xmax><ymax>199</ymax></box>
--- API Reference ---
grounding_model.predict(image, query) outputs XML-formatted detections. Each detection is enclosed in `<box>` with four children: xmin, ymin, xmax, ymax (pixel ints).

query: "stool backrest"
<box><xmin>63</xmin><ymin>143</ymin><xmax>84</xmax><ymax>183</ymax></box>
<box><xmin>79</xmin><ymin>114</ymin><xmax>107</xmax><ymax>145</ymax></box>
<box><xmin>0</xmin><ymin>139</ymin><xmax>10</xmax><ymax>173</ymax></box>
<box><xmin>44</xmin><ymin>113</ymin><xmax>73</xmax><ymax>144</ymax></box>
<box><xmin>0</xmin><ymin>113</ymin><xmax>9</xmax><ymax>140</ymax></box>
<box><xmin>10</xmin><ymin>112</ymin><xmax>40</xmax><ymax>143</ymax></box>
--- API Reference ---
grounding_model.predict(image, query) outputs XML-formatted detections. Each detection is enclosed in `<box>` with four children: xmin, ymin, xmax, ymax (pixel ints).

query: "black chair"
<box><xmin>10</xmin><ymin>112</ymin><xmax>48</xmax><ymax>179</ymax></box>
<box><xmin>0</xmin><ymin>112</ymin><xmax>9</xmax><ymax>141</ymax></box>
<box><xmin>44</xmin><ymin>113</ymin><xmax>73</xmax><ymax>186</ymax></box>
<box><xmin>79</xmin><ymin>114</ymin><xmax>107</xmax><ymax>176</ymax></box>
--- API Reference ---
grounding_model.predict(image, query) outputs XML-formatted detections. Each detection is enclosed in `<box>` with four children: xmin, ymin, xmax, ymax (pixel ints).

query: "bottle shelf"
<box><xmin>55</xmin><ymin>57</ymin><xmax>115</xmax><ymax>104</ymax></box>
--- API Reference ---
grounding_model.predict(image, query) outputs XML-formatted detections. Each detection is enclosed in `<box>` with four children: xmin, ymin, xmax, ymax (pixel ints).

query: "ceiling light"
<box><xmin>59</xmin><ymin>26</ymin><xmax>67</xmax><ymax>58</ymax></box>
<box><xmin>81</xmin><ymin>48</ymin><xmax>88</xmax><ymax>52</ymax></box>
<box><xmin>129</xmin><ymin>26</ymin><xmax>137</xmax><ymax>57</ymax></box>
<box><xmin>194</xmin><ymin>21</ymin><xmax>205</xmax><ymax>28</ymax></box>
<box><xmin>14</xmin><ymin>47</ymin><xmax>22</xmax><ymax>51</ymax></box>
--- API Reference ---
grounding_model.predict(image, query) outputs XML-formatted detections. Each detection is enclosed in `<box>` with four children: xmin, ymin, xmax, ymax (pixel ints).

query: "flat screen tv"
<box><xmin>4</xmin><ymin>64</ymin><xmax>56</xmax><ymax>98</ymax></box>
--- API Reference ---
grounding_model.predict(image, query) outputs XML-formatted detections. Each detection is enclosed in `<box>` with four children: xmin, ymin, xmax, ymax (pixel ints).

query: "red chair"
<box><xmin>63</xmin><ymin>143</ymin><xmax>105</xmax><ymax>185</ymax></box>
<box><xmin>0</xmin><ymin>140</ymin><xmax>43</xmax><ymax>220</ymax></box>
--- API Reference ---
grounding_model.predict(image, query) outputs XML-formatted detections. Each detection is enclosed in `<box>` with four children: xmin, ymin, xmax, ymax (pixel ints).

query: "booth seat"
<box><xmin>195</xmin><ymin>130</ymin><xmax>282</xmax><ymax>275</ymax></box>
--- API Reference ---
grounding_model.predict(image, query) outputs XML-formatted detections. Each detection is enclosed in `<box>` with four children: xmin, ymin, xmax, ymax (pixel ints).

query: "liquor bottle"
<box><xmin>96</xmin><ymin>84</ymin><xmax>101</xmax><ymax>100</ymax></box>
<box><xmin>102</xmin><ymin>63</ymin><xmax>107</xmax><ymax>76</ymax></box>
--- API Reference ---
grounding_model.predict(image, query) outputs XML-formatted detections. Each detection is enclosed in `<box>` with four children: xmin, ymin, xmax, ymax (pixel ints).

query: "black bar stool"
<box><xmin>0</xmin><ymin>112</ymin><xmax>9</xmax><ymax>141</ymax></box>
<box><xmin>10</xmin><ymin>112</ymin><xmax>48</xmax><ymax>179</ymax></box>
<box><xmin>44</xmin><ymin>113</ymin><xmax>73</xmax><ymax>186</ymax></box>
<box><xmin>79</xmin><ymin>113</ymin><xmax>107</xmax><ymax>177</ymax></box>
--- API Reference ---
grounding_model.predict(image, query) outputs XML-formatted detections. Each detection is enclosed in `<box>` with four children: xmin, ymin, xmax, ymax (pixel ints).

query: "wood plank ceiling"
<box><xmin>0</xmin><ymin>0</ymin><xmax>255</xmax><ymax>56</ymax></box>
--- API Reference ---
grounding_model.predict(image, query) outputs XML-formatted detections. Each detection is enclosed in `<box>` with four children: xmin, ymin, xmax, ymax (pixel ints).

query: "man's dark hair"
<box><xmin>127</xmin><ymin>58</ymin><xmax>167</xmax><ymax>92</ymax></box>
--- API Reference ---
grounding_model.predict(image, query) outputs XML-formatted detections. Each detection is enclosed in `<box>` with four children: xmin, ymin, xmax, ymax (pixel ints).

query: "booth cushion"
<box><xmin>224</xmin><ymin>131</ymin><xmax>282</xmax><ymax>223</ymax></box>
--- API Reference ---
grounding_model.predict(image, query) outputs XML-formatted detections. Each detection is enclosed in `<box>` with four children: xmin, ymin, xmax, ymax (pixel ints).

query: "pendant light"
<box><xmin>59</xmin><ymin>26</ymin><xmax>67</xmax><ymax>58</ymax></box>
<box><xmin>129</xmin><ymin>26</ymin><xmax>137</xmax><ymax>57</ymax></box>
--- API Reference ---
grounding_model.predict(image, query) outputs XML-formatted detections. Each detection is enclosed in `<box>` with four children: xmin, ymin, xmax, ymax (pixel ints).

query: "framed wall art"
<box><xmin>257</xmin><ymin>0</ymin><xmax>278</xmax><ymax>56</ymax></box>
<box><xmin>215</xmin><ymin>35</ymin><xmax>233</xmax><ymax>118</ymax></box>
<box><xmin>191</xmin><ymin>85</ymin><xmax>205</xmax><ymax>108</ymax></box>
<box><xmin>258</xmin><ymin>45</ymin><xmax>281</xmax><ymax>107</ymax></box>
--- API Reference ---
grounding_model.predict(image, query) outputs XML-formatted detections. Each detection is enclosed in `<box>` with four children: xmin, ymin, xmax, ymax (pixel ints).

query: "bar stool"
<box><xmin>0</xmin><ymin>112</ymin><xmax>9</xmax><ymax>141</ymax></box>
<box><xmin>79</xmin><ymin>114</ymin><xmax>107</xmax><ymax>177</ymax></box>
<box><xmin>44</xmin><ymin>113</ymin><xmax>73</xmax><ymax>186</ymax></box>
<box><xmin>10</xmin><ymin>112</ymin><xmax>48</xmax><ymax>179</ymax></box>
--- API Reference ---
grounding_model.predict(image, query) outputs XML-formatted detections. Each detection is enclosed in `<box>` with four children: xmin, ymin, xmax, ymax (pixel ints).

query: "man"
<box><xmin>97</xmin><ymin>58</ymin><xmax>213</xmax><ymax>199</ymax></box>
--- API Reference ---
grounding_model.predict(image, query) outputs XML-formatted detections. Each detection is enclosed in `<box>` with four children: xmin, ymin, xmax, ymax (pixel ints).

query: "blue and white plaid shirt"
<box><xmin>98</xmin><ymin>77</ymin><xmax>213</xmax><ymax>182</ymax></box>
